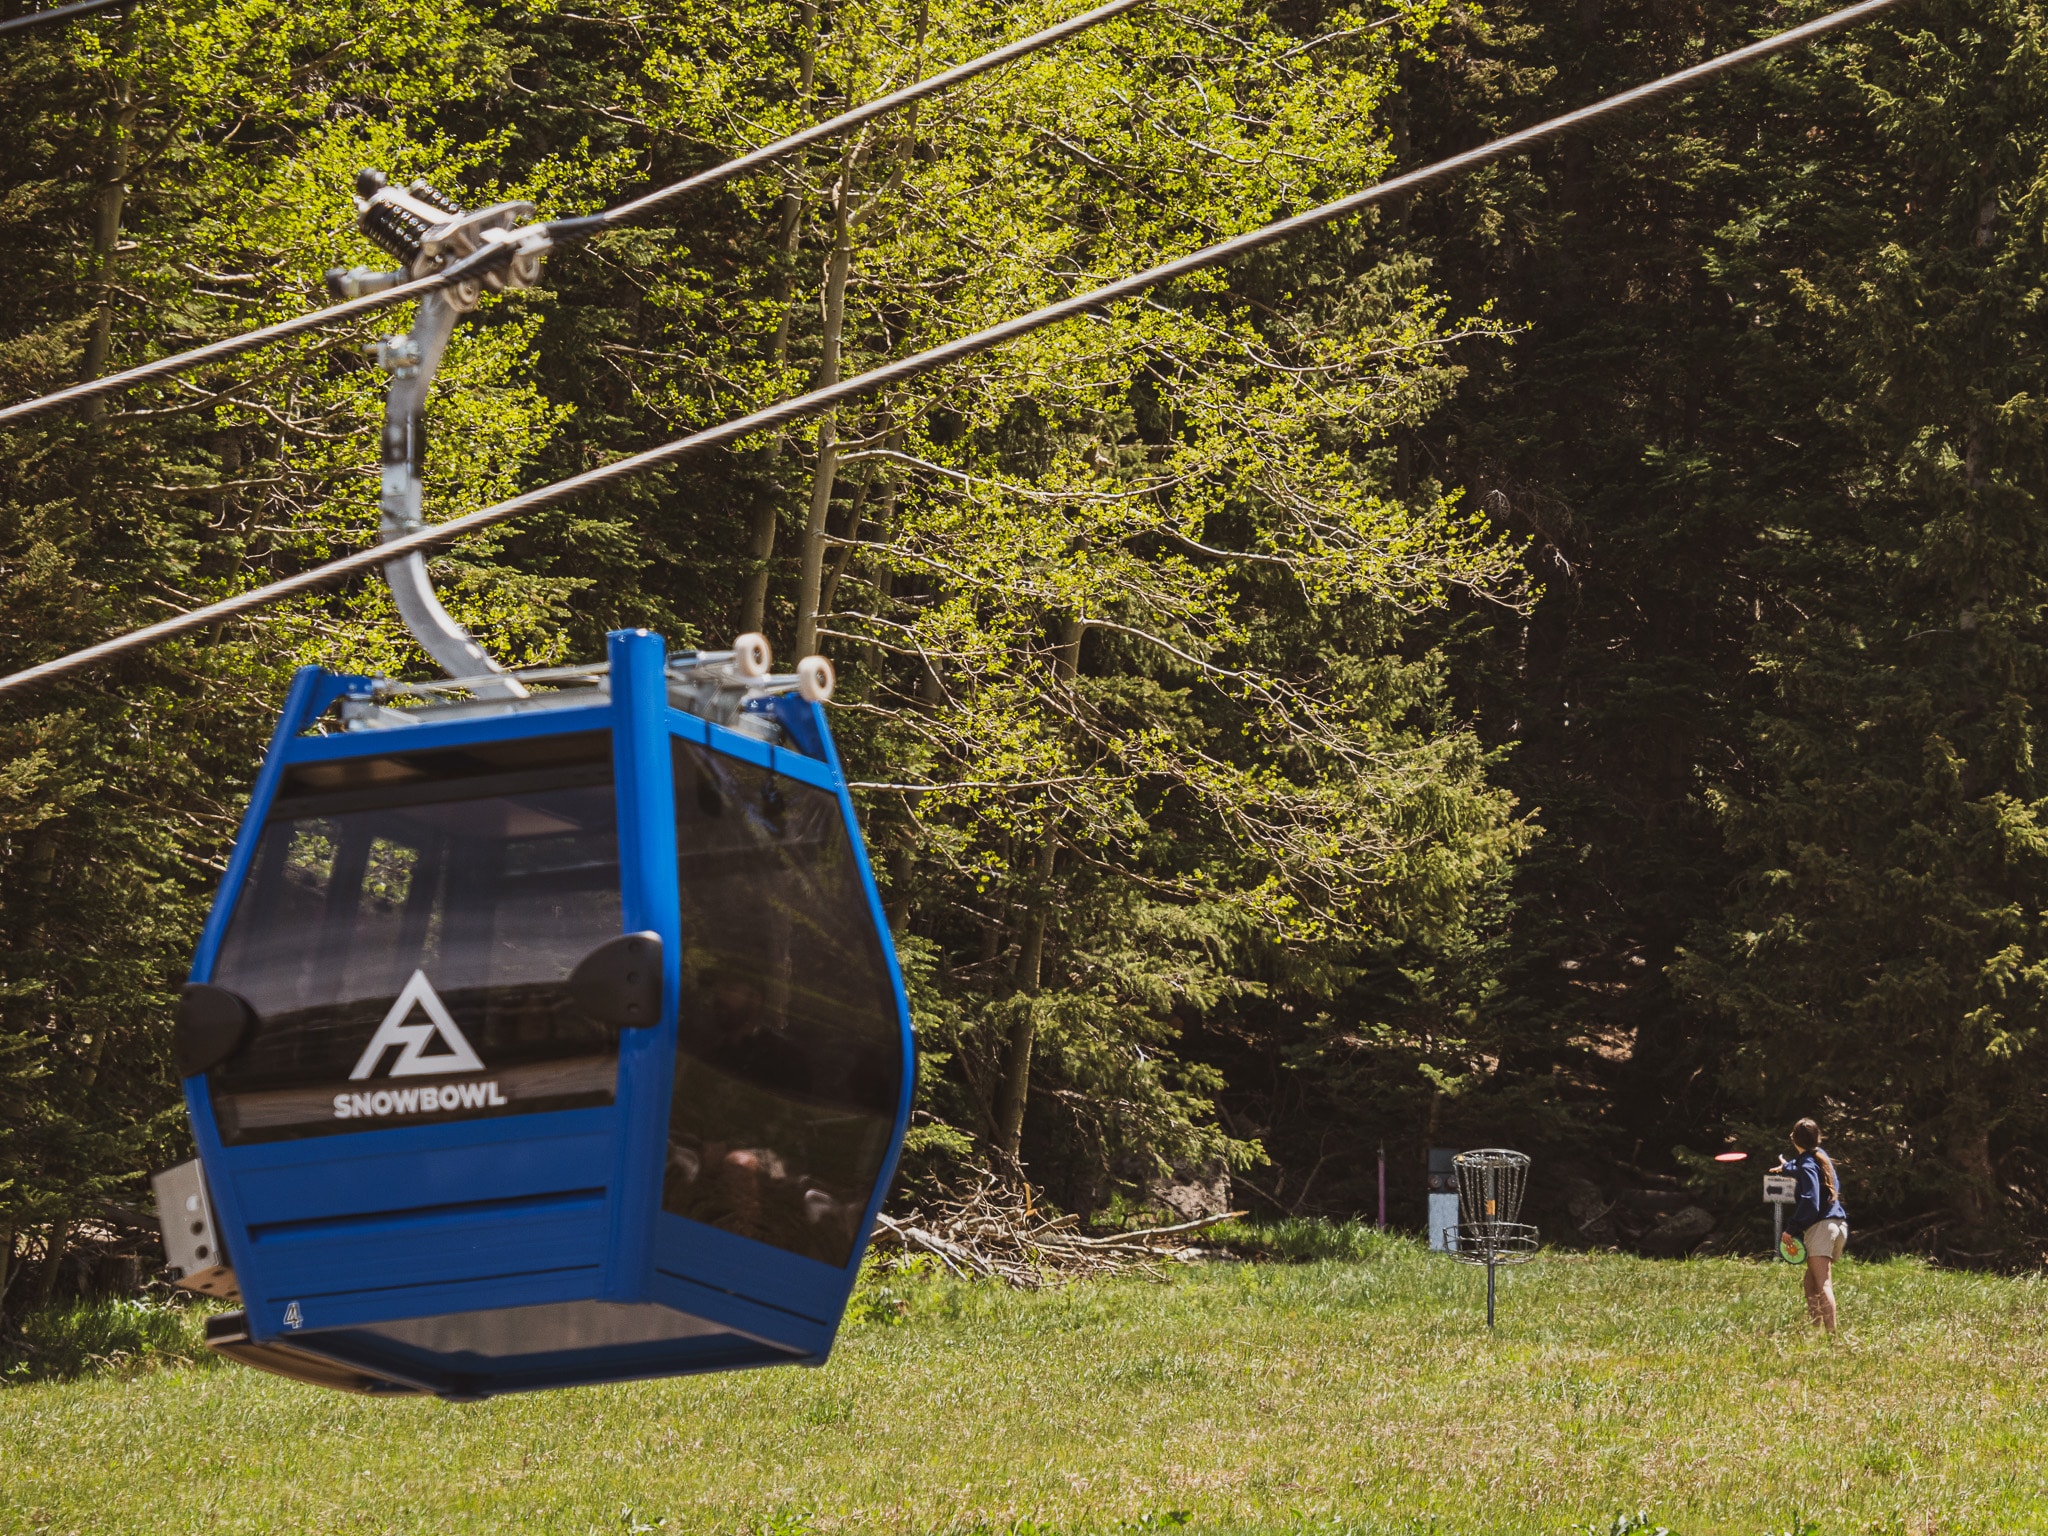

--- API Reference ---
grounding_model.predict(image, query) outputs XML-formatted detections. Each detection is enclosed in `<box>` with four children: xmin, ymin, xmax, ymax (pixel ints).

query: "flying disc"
<box><xmin>1714</xmin><ymin>1151</ymin><xmax>1748</xmax><ymax>1162</ymax></box>
<box><xmin>1778</xmin><ymin>1230</ymin><xmax>1807</xmax><ymax>1264</ymax></box>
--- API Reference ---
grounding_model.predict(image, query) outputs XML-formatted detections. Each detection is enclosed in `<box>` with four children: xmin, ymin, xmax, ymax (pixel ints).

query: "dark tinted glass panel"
<box><xmin>663</xmin><ymin>739</ymin><xmax>903</xmax><ymax>1267</ymax></box>
<box><xmin>207</xmin><ymin>733</ymin><xmax>623</xmax><ymax>1144</ymax></box>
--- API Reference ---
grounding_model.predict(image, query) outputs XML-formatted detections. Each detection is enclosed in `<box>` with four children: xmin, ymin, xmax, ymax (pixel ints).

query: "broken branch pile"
<box><xmin>872</xmin><ymin>1171</ymin><xmax>1244</xmax><ymax>1287</ymax></box>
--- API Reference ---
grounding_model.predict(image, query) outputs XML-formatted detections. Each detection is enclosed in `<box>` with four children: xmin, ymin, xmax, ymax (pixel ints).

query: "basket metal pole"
<box><xmin>1484</xmin><ymin>1160</ymin><xmax>1497</xmax><ymax>1327</ymax></box>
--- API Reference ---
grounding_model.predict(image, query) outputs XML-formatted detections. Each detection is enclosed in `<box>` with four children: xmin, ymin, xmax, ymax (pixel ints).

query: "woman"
<box><xmin>1773</xmin><ymin>1118</ymin><xmax>1848</xmax><ymax>1333</ymax></box>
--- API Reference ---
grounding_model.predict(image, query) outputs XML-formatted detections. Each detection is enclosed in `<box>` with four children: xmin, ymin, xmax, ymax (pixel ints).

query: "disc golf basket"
<box><xmin>1446</xmin><ymin>1148</ymin><xmax>1538</xmax><ymax>1328</ymax></box>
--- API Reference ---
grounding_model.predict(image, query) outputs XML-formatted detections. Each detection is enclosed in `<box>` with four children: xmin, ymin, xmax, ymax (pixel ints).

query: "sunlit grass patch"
<box><xmin>3</xmin><ymin>1238</ymin><xmax>2044</xmax><ymax>1534</ymax></box>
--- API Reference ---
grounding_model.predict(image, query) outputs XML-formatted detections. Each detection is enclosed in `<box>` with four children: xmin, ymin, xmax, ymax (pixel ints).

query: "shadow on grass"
<box><xmin>1</xmin><ymin>1296</ymin><xmax>219</xmax><ymax>1385</ymax></box>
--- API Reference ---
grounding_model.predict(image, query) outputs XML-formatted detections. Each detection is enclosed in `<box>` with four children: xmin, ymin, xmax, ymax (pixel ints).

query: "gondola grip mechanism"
<box><xmin>341</xmin><ymin>166</ymin><xmax>543</xmax><ymax>702</ymax></box>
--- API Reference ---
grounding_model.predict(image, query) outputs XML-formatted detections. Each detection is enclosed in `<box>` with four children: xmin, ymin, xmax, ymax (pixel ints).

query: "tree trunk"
<box><xmin>855</xmin><ymin>438</ymin><xmax>905</xmax><ymax>672</ymax></box>
<box><xmin>992</xmin><ymin>836</ymin><xmax>1057</xmax><ymax>1161</ymax></box>
<box><xmin>739</xmin><ymin>0</ymin><xmax>820</xmax><ymax>636</ymax></box>
<box><xmin>820</xmin><ymin>424</ymin><xmax>902</xmax><ymax>625</ymax></box>
<box><xmin>36</xmin><ymin>1219</ymin><xmax>71</xmax><ymax>1304</ymax></box>
<box><xmin>813</xmin><ymin>458</ymin><xmax>872</xmax><ymax>623</ymax></box>
<box><xmin>1951</xmin><ymin>1110</ymin><xmax>1996</xmax><ymax>1228</ymax></box>
<box><xmin>884</xmin><ymin>843</ymin><xmax>915</xmax><ymax>932</ymax></box>
<box><xmin>792</xmin><ymin>161</ymin><xmax>855</xmax><ymax>659</ymax></box>
<box><xmin>81</xmin><ymin>50</ymin><xmax>140</xmax><ymax>406</ymax></box>
<box><xmin>991</xmin><ymin>617</ymin><xmax>1085</xmax><ymax>1160</ymax></box>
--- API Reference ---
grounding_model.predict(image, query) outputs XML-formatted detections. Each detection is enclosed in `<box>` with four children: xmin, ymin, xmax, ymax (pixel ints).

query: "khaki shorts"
<box><xmin>1804</xmin><ymin>1218</ymin><xmax>1849</xmax><ymax>1261</ymax></box>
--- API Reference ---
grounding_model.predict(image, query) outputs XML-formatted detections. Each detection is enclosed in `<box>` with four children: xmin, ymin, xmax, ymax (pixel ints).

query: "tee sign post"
<box><xmin>1763</xmin><ymin>1172</ymin><xmax>1796</xmax><ymax>1255</ymax></box>
<box><xmin>1428</xmin><ymin>1147</ymin><xmax>1459</xmax><ymax>1253</ymax></box>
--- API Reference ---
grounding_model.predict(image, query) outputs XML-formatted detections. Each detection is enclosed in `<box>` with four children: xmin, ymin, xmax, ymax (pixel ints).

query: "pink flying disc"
<box><xmin>1713</xmin><ymin>1151</ymin><xmax>1748</xmax><ymax>1162</ymax></box>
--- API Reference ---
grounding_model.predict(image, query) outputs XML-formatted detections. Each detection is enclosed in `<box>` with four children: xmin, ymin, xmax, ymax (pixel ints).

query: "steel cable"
<box><xmin>0</xmin><ymin>0</ymin><xmax>1147</xmax><ymax>428</ymax></box>
<box><xmin>0</xmin><ymin>0</ymin><xmax>1911</xmax><ymax>700</ymax></box>
<box><xmin>0</xmin><ymin>0</ymin><xmax>129</xmax><ymax>35</ymax></box>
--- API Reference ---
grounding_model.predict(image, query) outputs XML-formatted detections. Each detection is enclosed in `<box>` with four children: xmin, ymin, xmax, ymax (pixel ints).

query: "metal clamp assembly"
<box><xmin>329</xmin><ymin>168</ymin><xmax>556</xmax><ymax>700</ymax></box>
<box><xmin>319</xmin><ymin>166</ymin><xmax>840</xmax><ymax>723</ymax></box>
<box><xmin>328</xmin><ymin>169</ymin><xmax>547</xmax><ymax>311</ymax></box>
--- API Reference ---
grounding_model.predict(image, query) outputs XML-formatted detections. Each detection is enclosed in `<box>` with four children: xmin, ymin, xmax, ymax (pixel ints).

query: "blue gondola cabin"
<box><xmin>152</xmin><ymin>628</ymin><xmax>914</xmax><ymax>1399</ymax></box>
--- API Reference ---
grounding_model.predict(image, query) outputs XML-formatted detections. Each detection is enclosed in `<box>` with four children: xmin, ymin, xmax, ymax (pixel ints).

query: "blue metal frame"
<box><xmin>603</xmin><ymin>630</ymin><xmax>682</xmax><ymax>1304</ymax></box>
<box><xmin>177</xmin><ymin>630</ymin><xmax>916</xmax><ymax>1397</ymax></box>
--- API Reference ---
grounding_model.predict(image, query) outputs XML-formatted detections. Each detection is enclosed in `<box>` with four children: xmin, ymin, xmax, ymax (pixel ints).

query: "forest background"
<box><xmin>1</xmin><ymin>0</ymin><xmax>2044</xmax><ymax>1312</ymax></box>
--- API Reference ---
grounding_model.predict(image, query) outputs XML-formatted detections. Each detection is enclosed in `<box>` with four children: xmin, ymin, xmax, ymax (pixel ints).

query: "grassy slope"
<box><xmin>5</xmin><ymin>1239</ymin><xmax>2047</xmax><ymax>1535</ymax></box>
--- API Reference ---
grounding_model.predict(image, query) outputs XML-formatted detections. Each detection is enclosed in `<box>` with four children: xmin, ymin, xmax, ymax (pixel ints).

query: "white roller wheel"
<box><xmin>732</xmin><ymin>632</ymin><xmax>772</xmax><ymax>679</ymax></box>
<box><xmin>796</xmin><ymin>655</ymin><xmax>836</xmax><ymax>703</ymax></box>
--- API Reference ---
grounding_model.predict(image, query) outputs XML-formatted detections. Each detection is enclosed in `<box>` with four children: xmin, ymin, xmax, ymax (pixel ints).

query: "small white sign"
<box><xmin>1428</xmin><ymin>1191</ymin><xmax>1459</xmax><ymax>1252</ymax></box>
<box><xmin>1763</xmin><ymin>1174</ymin><xmax>1796</xmax><ymax>1205</ymax></box>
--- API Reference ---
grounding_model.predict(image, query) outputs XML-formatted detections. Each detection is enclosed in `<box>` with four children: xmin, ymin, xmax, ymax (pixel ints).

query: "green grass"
<box><xmin>5</xmin><ymin>1236</ymin><xmax>2047</xmax><ymax>1534</ymax></box>
<box><xmin>1</xmin><ymin>1295</ymin><xmax>217</xmax><ymax>1385</ymax></box>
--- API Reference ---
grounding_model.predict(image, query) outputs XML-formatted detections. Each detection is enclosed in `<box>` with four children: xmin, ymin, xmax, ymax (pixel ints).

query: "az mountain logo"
<box><xmin>349</xmin><ymin>970</ymin><xmax>485</xmax><ymax>1079</ymax></box>
<box><xmin>333</xmin><ymin>971</ymin><xmax>505</xmax><ymax>1122</ymax></box>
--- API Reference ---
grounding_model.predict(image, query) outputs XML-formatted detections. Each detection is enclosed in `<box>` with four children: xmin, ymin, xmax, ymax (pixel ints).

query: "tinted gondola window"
<box><xmin>663</xmin><ymin>739</ymin><xmax>902</xmax><ymax>1267</ymax></box>
<box><xmin>206</xmin><ymin>733</ymin><xmax>624</xmax><ymax>1144</ymax></box>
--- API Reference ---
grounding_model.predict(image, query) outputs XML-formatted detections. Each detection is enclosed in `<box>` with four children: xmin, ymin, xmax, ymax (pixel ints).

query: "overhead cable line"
<box><xmin>0</xmin><ymin>0</ymin><xmax>1912</xmax><ymax>701</ymax></box>
<box><xmin>0</xmin><ymin>0</ymin><xmax>1147</xmax><ymax>429</ymax></box>
<box><xmin>0</xmin><ymin>0</ymin><xmax>127</xmax><ymax>35</ymax></box>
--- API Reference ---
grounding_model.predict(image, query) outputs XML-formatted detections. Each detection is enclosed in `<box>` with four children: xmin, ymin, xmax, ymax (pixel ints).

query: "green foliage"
<box><xmin>1671</xmin><ymin>0</ymin><xmax>2048</xmax><ymax>1244</ymax></box>
<box><xmin>1299</xmin><ymin>0</ymin><xmax>2048</xmax><ymax>1254</ymax></box>
<box><xmin>7</xmin><ymin>0</ymin><xmax>2041</xmax><ymax>1273</ymax></box>
<box><xmin>845</xmin><ymin>1252</ymin><xmax>935</xmax><ymax>1327</ymax></box>
<box><xmin>1</xmin><ymin>1296</ymin><xmax>216</xmax><ymax>1383</ymax></box>
<box><xmin>1204</xmin><ymin>1217</ymin><xmax>1396</xmax><ymax>1264</ymax></box>
<box><xmin>0</xmin><ymin>0</ymin><xmax>599</xmax><ymax>1298</ymax></box>
<box><xmin>518</xmin><ymin>0</ymin><xmax>1533</xmax><ymax>1194</ymax></box>
<box><xmin>0</xmin><ymin>0</ymin><xmax>1536</xmax><ymax>1250</ymax></box>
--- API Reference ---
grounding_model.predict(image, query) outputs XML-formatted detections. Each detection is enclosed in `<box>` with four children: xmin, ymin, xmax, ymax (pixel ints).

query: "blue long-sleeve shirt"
<box><xmin>1775</xmin><ymin>1151</ymin><xmax>1847</xmax><ymax>1231</ymax></box>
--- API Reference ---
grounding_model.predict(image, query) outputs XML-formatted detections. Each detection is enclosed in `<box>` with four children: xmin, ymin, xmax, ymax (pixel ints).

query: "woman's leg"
<box><xmin>1804</xmin><ymin>1252</ymin><xmax>1836</xmax><ymax>1333</ymax></box>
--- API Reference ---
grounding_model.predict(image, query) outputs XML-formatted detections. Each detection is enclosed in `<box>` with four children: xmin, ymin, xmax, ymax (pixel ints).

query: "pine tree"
<box><xmin>1676</xmin><ymin>0</ymin><xmax>2048</xmax><ymax>1247</ymax></box>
